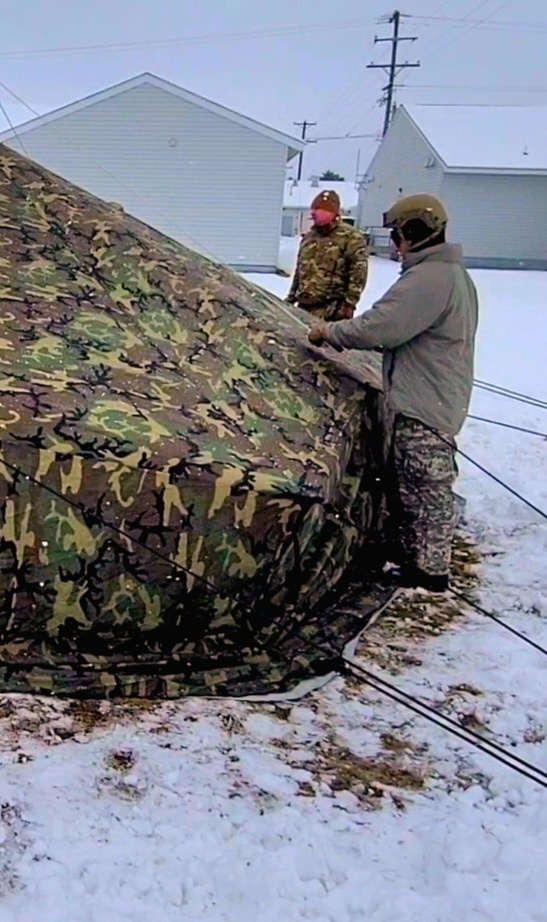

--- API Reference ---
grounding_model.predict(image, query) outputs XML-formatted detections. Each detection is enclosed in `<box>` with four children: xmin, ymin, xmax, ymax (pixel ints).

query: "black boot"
<box><xmin>359</xmin><ymin>541</ymin><xmax>406</xmax><ymax>578</ymax></box>
<box><xmin>397</xmin><ymin>566</ymin><xmax>449</xmax><ymax>594</ymax></box>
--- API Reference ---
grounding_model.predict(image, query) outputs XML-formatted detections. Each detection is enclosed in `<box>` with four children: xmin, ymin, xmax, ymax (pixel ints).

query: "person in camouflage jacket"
<box><xmin>286</xmin><ymin>190</ymin><xmax>369</xmax><ymax>321</ymax></box>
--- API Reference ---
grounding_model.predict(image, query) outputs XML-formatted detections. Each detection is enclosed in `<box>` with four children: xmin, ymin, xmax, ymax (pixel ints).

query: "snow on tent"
<box><xmin>0</xmin><ymin>145</ymin><xmax>392</xmax><ymax>698</ymax></box>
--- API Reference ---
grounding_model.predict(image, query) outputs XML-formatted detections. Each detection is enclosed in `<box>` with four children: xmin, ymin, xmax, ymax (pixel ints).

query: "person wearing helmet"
<box><xmin>286</xmin><ymin>190</ymin><xmax>368</xmax><ymax>321</ymax></box>
<box><xmin>308</xmin><ymin>194</ymin><xmax>479</xmax><ymax>593</ymax></box>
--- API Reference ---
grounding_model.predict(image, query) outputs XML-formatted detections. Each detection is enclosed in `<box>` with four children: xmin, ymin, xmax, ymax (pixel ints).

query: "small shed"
<box><xmin>282</xmin><ymin>179</ymin><xmax>359</xmax><ymax>237</ymax></box>
<box><xmin>358</xmin><ymin>105</ymin><xmax>547</xmax><ymax>269</ymax></box>
<box><xmin>0</xmin><ymin>72</ymin><xmax>303</xmax><ymax>272</ymax></box>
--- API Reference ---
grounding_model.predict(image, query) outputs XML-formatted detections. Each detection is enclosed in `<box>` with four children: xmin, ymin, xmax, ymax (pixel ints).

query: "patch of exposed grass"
<box><xmin>303</xmin><ymin>739</ymin><xmax>426</xmax><ymax>809</ymax></box>
<box><xmin>67</xmin><ymin>700</ymin><xmax>113</xmax><ymax>733</ymax></box>
<box><xmin>0</xmin><ymin>700</ymin><xmax>15</xmax><ymax>720</ymax></box>
<box><xmin>322</xmin><ymin>746</ymin><xmax>424</xmax><ymax>793</ymax></box>
<box><xmin>221</xmin><ymin>713</ymin><xmax>246</xmax><ymax>734</ymax></box>
<box><xmin>105</xmin><ymin>749</ymin><xmax>136</xmax><ymax>773</ymax></box>
<box><xmin>380</xmin><ymin>732</ymin><xmax>415</xmax><ymax>754</ymax></box>
<box><xmin>359</xmin><ymin>532</ymin><xmax>482</xmax><ymax>671</ymax></box>
<box><xmin>446</xmin><ymin>683</ymin><xmax>483</xmax><ymax>700</ymax></box>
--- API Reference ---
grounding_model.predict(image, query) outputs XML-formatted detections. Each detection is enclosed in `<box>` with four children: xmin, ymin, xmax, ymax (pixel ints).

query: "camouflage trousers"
<box><xmin>389</xmin><ymin>415</ymin><xmax>458</xmax><ymax>576</ymax></box>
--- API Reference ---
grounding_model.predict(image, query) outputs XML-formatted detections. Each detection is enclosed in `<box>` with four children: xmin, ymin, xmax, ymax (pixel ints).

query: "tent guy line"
<box><xmin>467</xmin><ymin>416</ymin><xmax>547</xmax><ymax>438</ymax></box>
<box><xmin>340</xmin><ymin>658</ymin><xmax>547</xmax><ymax>790</ymax></box>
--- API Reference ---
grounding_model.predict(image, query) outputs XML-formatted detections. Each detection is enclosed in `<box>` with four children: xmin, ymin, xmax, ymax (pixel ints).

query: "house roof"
<box><xmin>403</xmin><ymin>104</ymin><xmax>547</xmax><ymax>175</ymax></box>
<box><xmin>0</xmin><ymin>72</ymin><xmax>304</xmax><ymax>161</ymax></box>
<box><xmin>283</xmin><ymin>180</ymin><xmax>358</xmax><ymax>210</ymax></box>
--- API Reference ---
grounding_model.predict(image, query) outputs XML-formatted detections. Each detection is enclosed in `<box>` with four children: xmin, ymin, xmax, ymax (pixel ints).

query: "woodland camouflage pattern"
<box><xmin>287</xmin><ymin>223</ymin><xmax>368</xmax><ymax>320</ymax></box>
<box><xmin>0</xmin><ymin>145</ymin><xmax>389</xmax><ymax>699</ymax></box>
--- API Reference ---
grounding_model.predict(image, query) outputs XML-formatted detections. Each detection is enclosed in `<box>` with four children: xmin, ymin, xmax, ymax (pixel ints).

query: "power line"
<box><xmin>311</xmin><ymin>27</ymin><xmax>385</xmax><ymax>129</ymax></box>
<box><xmin>397</xmin><ymin>84</ymin><xmax>547</xmax><ymax>92</ymax></box>
<box><xmin>425</xmin><ymin>0</ymin><xmax>454</xmax><ymax>16</ymax></box>
<box><xmin>367</xmin><ymin>10</ymin><xmax>420</xmax><ymax>136</ymax></box>
<box><xmin>313</xmin><ymin>66</ymin><xmax>378</xmax><ymax>129</ymax></box>
<box><xmin>408</xmin><ymin>102</ymin><xmax>543</xmax><ymax>107</ymax></box>
<box><xmin>310</xmin><ymin>134</ymin><xmax>377</xmax><ymax>141</ymax></box>
<box><xmin>408</xmin><ymin>0</ymin><xmax>502</xmax><ymax>61</ymax></box>
<box><xmin>412</xmin><ymin>21</ymin><xmax>547</xmax><ymax>35</ymax></box>
<box><xmin>313</xmin><ymin>72</ymin><xmax>369</xmax><ymax>123</ymax></box>
<box><xmin>0</xmin><ymin>18</ymin><xmax>374</xmax><ymax>59</ymax></box>
<box><xmin>425</xmin><ymin>0</ymin><xmax>517</xmax><ymax>57</ymax></box>
<box><xmin>308</xmin><ymin>104</ymin><xmax>381</xmax><ymax>176</ymax></box>
<box><xmin>308</xmin><ymin>37</ymin><xmax>389</xmax><ymax>165</ymax></box>
<box><xmin>407</xmin><ymin>13</ymin><xmax>547</xmax><ymax>30</ymax></box>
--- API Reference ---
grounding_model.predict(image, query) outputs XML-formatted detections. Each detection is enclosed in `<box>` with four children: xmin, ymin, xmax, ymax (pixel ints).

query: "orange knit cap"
<box><xmin>311</xmin><ymin>189</ymin><xmax>341</xmax><ymax>216</ymax></box>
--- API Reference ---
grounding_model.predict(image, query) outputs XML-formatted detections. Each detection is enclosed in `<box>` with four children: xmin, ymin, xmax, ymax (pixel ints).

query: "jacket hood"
<box><xmin>402</xmin><ymin>243</ymin><xmax>464</xmax><ymax>270</ymax></box>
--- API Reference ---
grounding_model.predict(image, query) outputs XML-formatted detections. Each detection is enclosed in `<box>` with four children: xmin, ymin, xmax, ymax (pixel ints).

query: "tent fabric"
<box><xmin>0</xmin><ymin>145</ymin><xmax>391</xmax><ymax>698</ymax></box>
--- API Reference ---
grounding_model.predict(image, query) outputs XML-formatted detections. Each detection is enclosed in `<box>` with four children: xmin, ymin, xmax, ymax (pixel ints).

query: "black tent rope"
<box><xmin>386</xmin><ymin>422</ymin><xmax>547</xmax><ymax>654</ymax></box>
<box><xmin>474</xmin><ymin>381</ymin><xmax>547</xmax><ymax>413</ymax></box>
<box><xmin>448</xmin><ymin>587</ymin><xmax>547</xmax><ymax>658</ymax></box>
<box><xmin>468</xmin><ymin>415</ymin><xmax>547</xmax><ymax>439</ymax></box>
<box><xmin>447</xmin><ymin>438</ymin><xmax>547</xmax><ymax>524</ymax></box>
<box><xmin>473</xmin><ymin>378</ymin><xmax>547</xmax><ymax>407</ymax></box>
<box><xmin>339</xmin><ymin>657</ymin><xmax>547</xmax><ymax>790</ymax></box>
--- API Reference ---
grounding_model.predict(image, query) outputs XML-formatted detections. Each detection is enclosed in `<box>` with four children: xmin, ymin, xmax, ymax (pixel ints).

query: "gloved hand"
<box><xmin>308</xmin><ymin>324</ymin><xmax>327</xmax><ymax>346</ymax></box>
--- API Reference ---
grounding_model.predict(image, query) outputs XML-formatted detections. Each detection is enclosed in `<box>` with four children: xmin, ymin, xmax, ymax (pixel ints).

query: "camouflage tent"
<box><xmin>0</xmin><ymin>145</ymin><xmax>391</xmax><ymax>698</ymax></box>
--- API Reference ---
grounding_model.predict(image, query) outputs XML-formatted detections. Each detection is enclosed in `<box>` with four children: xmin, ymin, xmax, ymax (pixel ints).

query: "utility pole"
<box><xmin>293</xmin><ymin>119</ymin><xmax>316</xmax><ymax>181</ymax></box>
<box><xmin>367</xmin><ymin>11</ymin><xmax>420</xmax><ymax>137</ymax></box>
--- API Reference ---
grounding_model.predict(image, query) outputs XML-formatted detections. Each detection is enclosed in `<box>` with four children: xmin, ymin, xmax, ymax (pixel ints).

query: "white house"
<box><xmin>358</xmin><ymin>105</ymin><xmax>547</xmax><ymax>269</ymax></box>
<box><xmin>282</xmin><ymin>179</ymin><xmax>358</xmax><ymax>237</ymax></box>
<box><xmin>0</xmin><ymin>73</ymin><xmax>304</xmax><ymax>272</ymax></box>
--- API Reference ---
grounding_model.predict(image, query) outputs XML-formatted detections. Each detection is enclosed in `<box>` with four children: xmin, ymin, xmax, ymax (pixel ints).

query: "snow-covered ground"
<box><xmin>0</xmin><ymin>243</ymin><xmax>546</xmax><ymax>921</ymax></box>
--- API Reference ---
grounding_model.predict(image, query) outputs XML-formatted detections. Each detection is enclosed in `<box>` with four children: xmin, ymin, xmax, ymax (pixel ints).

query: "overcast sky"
<box><xmin>2</xmin><ymin>0</ymin><xmax>546</xmax><ymax>180</ymax></box>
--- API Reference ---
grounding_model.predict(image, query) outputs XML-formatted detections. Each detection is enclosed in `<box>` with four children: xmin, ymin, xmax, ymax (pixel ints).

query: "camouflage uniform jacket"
<box><xmin>325</xmin><ymin>243</ymin><xmax>479</xmax><ymax>435</ymax></box>
<box><xmin>287</xmin><ymin>223</ymin><xmax>368</xmax><ymax>319</ymax></box>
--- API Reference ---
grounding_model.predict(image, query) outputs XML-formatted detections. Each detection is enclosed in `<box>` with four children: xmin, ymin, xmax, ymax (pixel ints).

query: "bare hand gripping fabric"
<box><xmin>0</xmin><ymin>146</ymin><xmax>389</xmax><ymax>698</ymax></box>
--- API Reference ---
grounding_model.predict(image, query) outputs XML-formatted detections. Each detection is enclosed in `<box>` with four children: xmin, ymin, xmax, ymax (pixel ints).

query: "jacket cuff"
<box><xmin>325</xmin><ymin>320</ymin><xmax>346</xmax><ymax>349</ymax></box>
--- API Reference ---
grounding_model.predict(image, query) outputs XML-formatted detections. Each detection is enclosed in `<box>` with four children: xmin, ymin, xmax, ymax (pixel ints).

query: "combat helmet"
<box><xmin>383</xmin><ymin>194</ymin><xmax>447</xmax><ymax>249</ymax></box>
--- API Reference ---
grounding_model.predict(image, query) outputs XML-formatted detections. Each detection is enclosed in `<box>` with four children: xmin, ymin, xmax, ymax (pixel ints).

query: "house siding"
<box><xmin>440</xmin><ymin>172</ymin><xmax>547</xmax><ymax>269</ymax></box>
<box><xmin>4</xmin><ymin>82</ymin><xmax>288</xmax><ymax>270</ymax></box>
<box><xmin>357</xmin><ymin>108</ymin><xmax>443</xmax><ymax>245</ymax></box>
